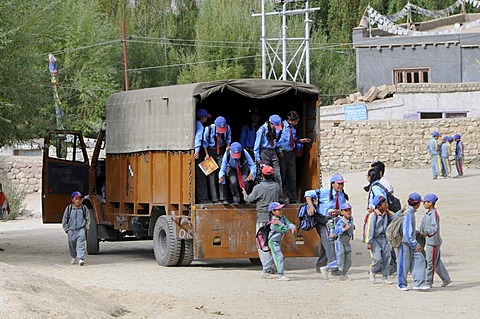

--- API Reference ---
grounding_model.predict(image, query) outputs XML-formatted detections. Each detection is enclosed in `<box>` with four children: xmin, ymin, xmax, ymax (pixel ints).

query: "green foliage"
<box><xmin>0</xmin><ymin>178</ymin><xmax>26</xmax><ymax>221</ymax></box>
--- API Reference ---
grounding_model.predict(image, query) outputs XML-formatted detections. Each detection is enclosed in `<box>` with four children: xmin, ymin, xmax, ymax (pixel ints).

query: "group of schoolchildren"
<box><xmin>426</xmin><ymin>130</ymin><xmax>464</xmax><ymax>179</ymax></box>
<box><xmin>254</xmin><ymin>161</ymin><xmax>452</xmax><ymax>292</ymax></box>
<box><xmin>194</xmin><ymin>108</ymin><xmax>310</xmax><ymax>205</ymax></box>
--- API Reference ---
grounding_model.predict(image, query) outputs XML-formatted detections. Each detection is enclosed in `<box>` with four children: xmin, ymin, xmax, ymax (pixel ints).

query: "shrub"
<box><xmin>0</xmin><ymin>177</ymin><xmax>26</xmax><ymax>221</ymax></box>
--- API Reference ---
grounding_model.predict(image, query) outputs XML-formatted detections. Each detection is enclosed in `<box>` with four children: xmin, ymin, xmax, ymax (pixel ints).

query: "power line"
<box><xmin>47</xmin><ymin>40</ymin><xmax>120</xmax><ymax>55</ymax></box>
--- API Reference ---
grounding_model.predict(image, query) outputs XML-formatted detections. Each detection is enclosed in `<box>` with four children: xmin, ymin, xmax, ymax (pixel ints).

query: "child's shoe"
<box><xmin>320</xmin><ymin>267</ymin><xmax>328</xmax><ymax>279</ymax></box>
<box><xmin>278</xmin><ymin>275</ymin><xmax>290</xmax><ymax>281</ymax></box>
<box><xmin>70</xmin><ymin>258</ymin><xmax>76</xmax><ymax>265</ymax></box>
<box><xmin>369</xmin><ymin>271</ymin><xmax>376</xmax><ymax>283</ymax></box>
<box><xmin>441</xmin><ymin>280</ymin><xmax>452</xmax><ymax>287</ymax></box>
<box><xmin>339</xmin><ymin>275</ymin><xmax>351</xmax><ymax>281</ymax></box>
<box><xmin>260</xmin><ymin>271</ymin><xmax>271</xmax><ymax>279</ymax></box>
<box><xmin>382</xmin><ymin>278</ymin><xmax>393</xmax><ymax>285</ymax></box>
<box><xmin>398</xmin><ymin>285</ymin><xmax>409</xmax><ymax>291</ymax></box>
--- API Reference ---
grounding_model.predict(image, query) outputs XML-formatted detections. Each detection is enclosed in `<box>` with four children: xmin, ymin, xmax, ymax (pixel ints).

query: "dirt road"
<box><xmin>1</xmin><ymin>168</ymin><xmax>479</xmax><ymax>318</ymax></box>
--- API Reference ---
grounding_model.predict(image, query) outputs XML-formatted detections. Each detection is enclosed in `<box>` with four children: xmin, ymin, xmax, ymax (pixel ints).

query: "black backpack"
<box><xmin>256</xmin><ymin>221</ymin><xmax>272</xmax><ymax>252</ymax></box>
<box><xmin>375</xmin><ymin>183</ymin><xmax>401</xmax><ymax>212</ymax></box>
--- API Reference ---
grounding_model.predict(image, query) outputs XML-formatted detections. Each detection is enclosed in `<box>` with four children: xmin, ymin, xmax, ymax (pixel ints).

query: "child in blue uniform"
<box><xmin>420</xmin><ymin>193</ymin><xmax>452</xmax><ymax>288</ymax></box>
<box><xmin>320</xmin><ymin>202</ymin><xmax>355</xmax><ymax>281</ymax></box>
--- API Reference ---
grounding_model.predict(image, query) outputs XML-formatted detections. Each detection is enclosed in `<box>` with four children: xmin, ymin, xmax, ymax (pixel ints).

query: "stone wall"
<box><xmin>0</xmin><ymin>156</ymin><xmax>42</xmax><ymax>194</ymax></box>
<box><xmin>319</xmin><ymin>118</ymin><xmax>480</xmax><ymax>172</ymax></box>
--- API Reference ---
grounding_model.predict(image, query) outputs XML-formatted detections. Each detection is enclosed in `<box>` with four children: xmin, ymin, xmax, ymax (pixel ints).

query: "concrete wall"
<box><xmin>319</xmin><ymin>118</ymin><xmax>480</xmax><ymax>172</ymax></box>
<box><xmin>320</xmin><ymin>83</ymin><xmax>480</xmax><ymax>121</ymax></box>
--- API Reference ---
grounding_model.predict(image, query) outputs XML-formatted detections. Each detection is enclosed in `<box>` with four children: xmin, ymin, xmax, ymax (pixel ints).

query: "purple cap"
<box><xmin>423</xmin><ymin>193</ymin><xmax>438</xmax><ymax>204</ymax></box>
<box><xmin>432</xmin><ymin>131</ymin><xmax>440</xmax><ymax>137</ymax></box>
<box><xmin>215</xmin><ymin>116</ymin><xmax>227</xmax><ymax>133</ymax></box>
<box><xmin>372</xmin><ymin>195</ymin><xmax>386</xmax><ymax>208</ymax></box>
<box><xmin>330</xmin><ymin>174</ymin><xmax>345</xmax><ymax>184</ymax></box>
<box><xmin>454</xmin><ymin>134</ymin><xmax>461</xmax><ymax>139</ymax></box>
<box><xmin>340</xmin><ymin>202</ymin><xmax>352</xmax><ymax>210</ymax></box>
<box><xmin>71</xmin><ymin>191</ymin><xmax>83</xmax><ymax>199</ymax></box>
<box><xmin>408</xmin><ymin>192</ymin><xmax>422</xmax><ymax>204</ymax></box>
<box><xmin>230</xmin><ymin>142</ymin><xmax>242</xmax><ymax>159</ymax></box>
<box><xmin>269</xmin><ymin>115</ymin><xmax>283</xmax><ymax>130</ymax></box>
<box><xmin>196</xmin><ymin>108</ymin><xmax>210</xmax><ymax>118</ymax></box>
<box><xmin>268</xmin><ymin>202</ymin><xmax>285</xmax><ymax>212</ymax></box>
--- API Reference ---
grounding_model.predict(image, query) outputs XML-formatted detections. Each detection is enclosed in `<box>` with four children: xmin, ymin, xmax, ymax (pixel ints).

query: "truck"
<box><xmin>42</xmin><ymin>79</ymin><xmax>322</xmax><ymax>266</ymax></box>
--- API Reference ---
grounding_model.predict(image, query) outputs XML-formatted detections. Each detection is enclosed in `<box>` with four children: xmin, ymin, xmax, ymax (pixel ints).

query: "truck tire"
<box><xmin>153</xmin><ymin>216</ymin><xmax>181</xmax><ymax>266</ymax></box>
<box><xmin>249</xmin><ymin>258</ymin><xmax>262</xmax><ymax>265</ymax></box>
<box><xmin>86</xmin><ymin>209</ymin><xmax>100</xmax><ymax>255</ymax></box>
<box><xmin>177</xmin><ymin>239</ymin><xmax>194</xmax><ymax>266</ymax></box>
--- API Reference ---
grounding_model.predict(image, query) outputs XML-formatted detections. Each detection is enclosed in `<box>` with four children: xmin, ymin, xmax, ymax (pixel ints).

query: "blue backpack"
<box><xmin>298</xmin><ymin>203</ymin><xmax>316</xmax><ymax>230</ymax></box>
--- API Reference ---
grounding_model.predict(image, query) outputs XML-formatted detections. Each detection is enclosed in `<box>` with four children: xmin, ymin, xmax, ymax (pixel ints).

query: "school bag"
<box><xmin>297</xmin><ymin>203</ymin><xmax>316</xmax><ymax>231</ymax></box>
<box><xmin>255</xmin><ymin>221</ymin><xmax>272</xmax><ymax>252</ymax></box>
<box><xmin>362</xmin><ymin>210</ymin><xmax>378</xmax><ymax>243</ymax></box>
<box><xmin>375</xmin><ymin>183</ymin><xmax>401</xmax><ymax>212</ymax></box>
<box><xmin>386</xmin><ymin>213</ymin><xmax>405</xmax><ymax>248</ymax></box>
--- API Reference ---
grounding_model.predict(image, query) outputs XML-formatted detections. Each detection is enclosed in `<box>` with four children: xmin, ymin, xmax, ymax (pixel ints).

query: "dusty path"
<box><xmin>0</xmin><ymin>168</ymin><xmax>479</xmax><ymax>318</ymax></box>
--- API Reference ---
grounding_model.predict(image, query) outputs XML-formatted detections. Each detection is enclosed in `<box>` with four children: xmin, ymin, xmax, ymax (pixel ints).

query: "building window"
<box><xmin>419</xmin><ymin>112</ymin><xmax>467</xmax><ymax>119</ymax></box>
<box><xmin>394</xmin><ymin>68</ymin><xmax>430</xmax><ymax>84</ymax></box>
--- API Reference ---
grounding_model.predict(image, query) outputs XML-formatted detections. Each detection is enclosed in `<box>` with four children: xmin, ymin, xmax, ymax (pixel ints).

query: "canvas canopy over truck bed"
<box><xmin>43</xmin><ymin>79</ymin><xmax>321</xmax><ymax>267</ymax></box>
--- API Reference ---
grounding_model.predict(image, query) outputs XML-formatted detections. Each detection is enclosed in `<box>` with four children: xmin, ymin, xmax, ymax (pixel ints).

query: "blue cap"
<box><xmin>454</xmin><ymin>134</ymin><xmax>461</xmax><ymax>139</ymax></box>
<box><xmin>423</xmin><ymin>193</ymin><xmax>438</xmax><ymax>204</ymax></box>
<box><xmin>71</xmin><ymin>191</ymin><xmax>83</xmax><ymax>199</ymax></box>
<box><xmin>215</xmin><ymin>116</ymin><xmax>227</xmax><ymax>133</ymax></box>
<box><xmin>443</xmin><ymin>136</ymin><xmax>449</xmax><ymax>141</ymax></box>
<box><xmin>432</xmin><ymin>131</ymin><xmax>440</xmax><ymax>137</ymax></box>
<box><xmin>330</xmin><ymin>174</ymin><xmax>345</xmax><ymax>183</ymax></box>
<box><xmin>372</xmin><ymin>195</ymin><xmax>386</xmax><ymax>208</ymax></box>
<box><xmin>408</xmin><ymin>192</ymin><xmax>422</xmax><ymax>204</ymax></box>
<box><xmin>448</xmin><ymin>136</ymin><xmax>454</xmax><ymax>143</ymax></box>
<box><xmin>340</xmin><ymin>202</ymin><xmax>352</xmax><ymax>210</ymax></box>
<box><xmin>269</xmin><ymin>114</ymin><xmax>283</xmax><ymax>130</ymax></box>
<box><xmin>230</xmin><ymin>142</ymin><xmax>242</xmax><ymax>158</ymax></box>
<box><xmin>196</xmin><ymin>108</ymin><xmax>210</xmax><ymax>118</ymax></box>
<box><xmin>268</xmin><ymin>202</ymin><xmax>285</xmax><ymax>212</ymax></box>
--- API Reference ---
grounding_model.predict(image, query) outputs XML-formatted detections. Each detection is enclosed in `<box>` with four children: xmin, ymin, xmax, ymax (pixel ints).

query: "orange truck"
<box><xmin>42</xmin><ymin>79</ymin><xmax>321</xmax><ymax>266</ymax></box>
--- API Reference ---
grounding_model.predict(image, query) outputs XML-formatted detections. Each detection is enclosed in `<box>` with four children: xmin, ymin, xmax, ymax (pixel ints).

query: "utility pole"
<box><xmin>252</xmin><ymin>0</ymin><xmax>319</xmax><ymax>83</ymax></box>
<box><xmin>48</xmin><ymin>53</ymin><xmax>64</xmax><ymax>129</ymax></box>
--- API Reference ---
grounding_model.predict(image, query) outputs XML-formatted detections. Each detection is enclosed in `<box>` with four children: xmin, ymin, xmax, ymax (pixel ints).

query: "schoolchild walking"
<box><xmin>453</xmin><ymin>134</ymin><xmax>464</xmax><ymax>177</ymax></box>
<box><xmin>277</xmin><ymin>111</ymin><xmax>311</xmax><ymax>204</ymax></box>
<box><xmin>267</xmin><ymin>202</ymin><xmax>297</xmax><ymax>281</ymax></box>
<box><xmin>320</xmin><ymin>202</ymin><xmax>355</xmax><ymax>281</ymax></box>
<box><xmin>62</xmin><ymin>191</ymin><xmax>90</xmax><ymax>266</ymax></box>
<box><xmin>397</xmin><ymin>193</ymin><xmax>430</xmax><ymax>291</ymax></box>
<box><xmin>419</xmin><ymin>193</ymin><xmax>452</xmax><ymax>288</ymax></box>
<box><xmin>243</xmin><ymin>165</ymin><xmax>282</xmax><ymax>275</ymax></box>
<box><xmin>365</xmin><ymin>195</ymin><xmax>393</xmax><ymax>285</ymax></box>
<box><xmin>440</xmin><ymin>136</ymin><xmax>452</xmax><ymax>178</ymax></box>
<box><xmin>305</xmin><ymin>174</ymin><xmax>348</xmax><ymax>276</ymax></box>
<box><xmin>253</xmin><ymin>114</ymin><xmax>284</xmax><ymax>187</ymax></box>
<box><xmin>204</xmin><ymin>116</ymin><xmax>232</xmax><ymax>204</ymax></box>
<box><xmin>426</xmin><ymin>131</ymin><xmax>442</xmax><ymax>179</ymax></box>
<box><xmin>218</xmin><ymin>142</ymin><xmax>256</xmax><ymax>204</ymax></box>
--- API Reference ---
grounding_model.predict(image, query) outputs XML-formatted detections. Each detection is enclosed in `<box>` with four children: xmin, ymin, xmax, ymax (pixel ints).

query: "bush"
<box><xmin>0</xmin><ymin>178</ymin><xmax>26</xmax><ymax>221</ymax></box>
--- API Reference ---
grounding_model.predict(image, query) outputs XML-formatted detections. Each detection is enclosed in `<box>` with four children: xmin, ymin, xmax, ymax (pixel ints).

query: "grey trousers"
<box><xmin>260</xmin><ymin>148</ymin><xmax>282</xmax><ymax>187</ymax></box>
<box><xmin>314</xmin><ymin>222</ymin><xmax>337</xmax><ymax>269</ymax></box>
<box><xmin>257</xmin><ymin>222</ymin><xmax>274</xmax><ymax>273</ymax></box>
<box><xmin>195</xmin><ymin>156</ymin><xmax>209</xmax><ymax>202</ymax></box>
<box><xmin>269</xmin><ymin>240</ymin><xmax>285</xmax><ymax>276</ymax></box>
<box><xmin>369</xmin><ymin>237</ymin><xmax>391</xmax><ymax>278</ymax></box>
<box><xmin>397</xmin><ymin>243</ymin><xmax>427</xmax><ymax>288</ymax></box>
<box><xmin>68</xmin><ymin>228</ymin><xmax>86</xmax><ymax>260</ymax></box>
<box><xmin>426</xmin><ymin>244</ymin><xmax>451</xmax><ymax>285</ymax></box>
<box><xmin>206</xmin><ymin>148</ymin><xmax>226</xmax><ymax>202</ymax></box>
<box><xmin>326</xmin><ymin>240</ymin><xmax>352</xmax><ymax>275</ymax></box>
<box><xmin>226</xmin><ymin>166</ymin><xmax>248</xmax><ymax>202</ymax></box>
<box><xmin>279</xmin><ymin>150</ymin><xmax>297</xmax><ymax>201</ymax></box>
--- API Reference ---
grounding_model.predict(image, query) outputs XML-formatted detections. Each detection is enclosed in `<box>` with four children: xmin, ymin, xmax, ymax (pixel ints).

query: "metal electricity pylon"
<box><xmin>252</xmin><ymin>0</ymin><xmax>319</xmax><ymax>84</ymax></box>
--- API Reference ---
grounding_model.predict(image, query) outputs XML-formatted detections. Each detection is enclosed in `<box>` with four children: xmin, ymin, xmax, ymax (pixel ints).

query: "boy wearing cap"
<box><xmin>243</xmin><ymin>165</ymin><xmax>282</xmax><ymax>273</ymax></box>
<box><xmin>320</xmin><ymin>202</ymin><xmax>355</xmax><ymax>281</ymax></box>
<box><xmin>453</xmin><ymin>134</ymin><xmax>464</xmax><ymax>177</ymax></box>
<box><xmin>219</xmin><ymin>142</ymin><xmax>256</xmax><ymax>204</ymax></box>
<box><xmin>267</xmin><ymin>202</ymin><xmax>297</xmax><ymax>281</ymax></box>
<box><xmin>426</xmin><ymin>131</ymin><xmax>442</xmax><ymax>179</ymax></box>
<box><xmin>240</xmin><ymin>109</ymin><xmax>260</xmax><ymax>157</ymax></box>
<box><xmin>204</xmin><ymin>116</ymin><xmax>232</xmax><ymax>204</ymax></box>
<box><xmin>305</xmin><ymin>174</ymin><xmax>349</xmax><ymax>275</ymax></box>
<box><xmin>194</xmin><ymin>109</ymin><xmax>210</xmax><ymax>203</ymax></box>
<box><xmin>62</xmin><ymin>191</ymin><xmax>90</xmax><ymax>266</ymax></box>
<box><xmin>397</xmin><ymin>193</ymin><xmax>430</xmax><ymax>291</ymax></box>
<box><xmin>365</xmin><ymin>195</ymin><xmax>393</xmax><ymax>284</ymax></box>
<box><xmin>419</xmin><ymin>193</ymin><xmax>452</xmax><ymax>288</ymax></box>
<box><xmin>278</xmin><ymin>111</ymin><xmax>311</xmax><ymax>204</ymax></box>
<box><xmin>253</xmin><ymin>114</ymin><xmax>284</xmax><ymax>187</ymax></box>
<box><xmin>440</xmin><ymin>136</ymin><xmax>452</xmax><ymax>178</ymax></box>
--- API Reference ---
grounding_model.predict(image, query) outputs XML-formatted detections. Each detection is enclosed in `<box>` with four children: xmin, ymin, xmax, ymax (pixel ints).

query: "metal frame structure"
<box><xmin>252</xmin><ymin>0</ymin><xmax>319</xmax><ymax>83</ymax></box>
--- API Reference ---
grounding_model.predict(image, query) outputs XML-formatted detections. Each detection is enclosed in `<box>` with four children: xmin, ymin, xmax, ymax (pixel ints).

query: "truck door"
<box><xmin>42</xmin><ymin>131</ymin><xmax>89</xmax><ymax>223</ymax></box>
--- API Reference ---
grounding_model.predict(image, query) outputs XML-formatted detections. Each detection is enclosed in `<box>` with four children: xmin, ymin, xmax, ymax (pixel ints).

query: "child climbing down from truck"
<box><xmin>263</xmin><ymin>202</ymin><xmax>296</xmax><ymax>281</ymax></box>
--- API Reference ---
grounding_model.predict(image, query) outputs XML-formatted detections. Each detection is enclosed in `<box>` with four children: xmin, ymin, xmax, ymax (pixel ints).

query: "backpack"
<box><xmin>255</xmin><ymin>221</ymin><xmax>272</xmax><ymax>252</ymax></box>
<box><xmin>67</xmin><ymin>204</ymin><xmax>88</xmax><ymax>220</ymax></box>
<box><xmin>375</xmin><ymin>183</ymin><xmax>401</xmax><ymax>213</ymax></box>
<box><xmin>386</xmin><ymin>213</ymin><xmax>405</xmax><ymax>248</ymax></box>
<box><xmin>362</xmin><ymin>210</ymin><xmax>378</xmax><ymax>243</ymax></box>
<box><xmin>297</xmin><ymin>203</ymin><xmax>316</xmax><ymax>231</ymax></box>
